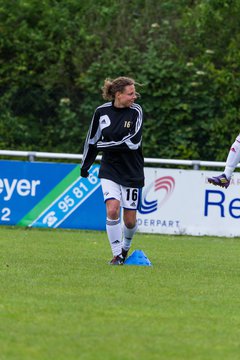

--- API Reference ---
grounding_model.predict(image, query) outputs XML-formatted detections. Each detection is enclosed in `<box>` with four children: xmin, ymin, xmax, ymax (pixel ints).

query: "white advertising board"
<box><xmin>137</xmin><ymin>168</ymin><xmax>240</xmax><ymax>237</ymax></box>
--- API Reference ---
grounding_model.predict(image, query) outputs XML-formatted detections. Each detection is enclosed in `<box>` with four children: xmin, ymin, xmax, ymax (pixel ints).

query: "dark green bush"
<box><xmin>0</xmin><ymin>0</ymin><xmax>240</xmax><ymax>160</ymax></box>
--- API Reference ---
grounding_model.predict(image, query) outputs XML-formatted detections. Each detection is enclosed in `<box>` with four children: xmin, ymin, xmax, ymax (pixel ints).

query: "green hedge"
<box><xmin>0</xmin><ymin>0</ymin><xmax>240</xmax><ymax>160</ymax></box>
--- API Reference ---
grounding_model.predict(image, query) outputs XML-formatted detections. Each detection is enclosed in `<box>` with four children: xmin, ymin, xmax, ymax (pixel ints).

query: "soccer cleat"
<box><xmin>109</xmin><ymin>255</ymin><xmax>124</xmax><ymax>265</ymax></box>
<box><xmin>207</xmin><ymin>173</ymin><xmax>230</xmax><ymax>188</ymax></box>
<box><xmin>121</xmin><ymin>248</ymin><xmax>129</xmax><ymax>262</ymax></box>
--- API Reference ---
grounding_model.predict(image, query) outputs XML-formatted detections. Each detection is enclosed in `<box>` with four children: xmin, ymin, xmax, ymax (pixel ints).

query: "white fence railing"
<box><xmin>0</xmin><ymin>149</ymin><xmax>232</xmax><ymax>170</ymax></box>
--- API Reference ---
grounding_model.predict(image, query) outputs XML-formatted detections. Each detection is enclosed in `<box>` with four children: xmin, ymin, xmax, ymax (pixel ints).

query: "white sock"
<box><xmin>224</xmin><ymin>138</ymin><xmax>240</xmax><ymax>179</ymax></box>
<box><xmin>122</xmin><ymin>223</ymin><xmax>138</xmax><ymax>252</ymax></box>
<box><xmin>106</xmin><ymin>218</ymin><xmax>122</xmax><ymax>256</ymax></box>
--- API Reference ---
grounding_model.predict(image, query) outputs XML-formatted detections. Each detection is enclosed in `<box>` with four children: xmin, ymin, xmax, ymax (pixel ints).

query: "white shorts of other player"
<box><xmin>101</xmin><ymin>178</ymin><xmax>140</xmax><ymax>210</ymax></box>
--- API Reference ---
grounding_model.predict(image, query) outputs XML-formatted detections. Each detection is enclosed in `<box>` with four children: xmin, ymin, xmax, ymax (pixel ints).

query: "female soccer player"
<box><xmin>208</xmin><ymin>133</ymin><xmax>240</xmax><ymax>188</ymax></box>
<box><xmin>81</xmin><ymin>77</ymin><xmax>145</xmax><ymax>264</ymax></box>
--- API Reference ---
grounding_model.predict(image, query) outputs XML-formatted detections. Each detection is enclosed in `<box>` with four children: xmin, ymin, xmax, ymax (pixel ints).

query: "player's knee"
<box><xmin>106</xmin><ymin>199</ymin><xmax>120</xmax><ymax>219</ymax></box>
<box><xmin>107</xmin><ymin>206</ymin><xmax>119</xmax><ymax>219</ymax></box>
<box><xmin>124</xmin><ymin>220</ymin><xmax>136</xmax><ymax>229</ymax></box>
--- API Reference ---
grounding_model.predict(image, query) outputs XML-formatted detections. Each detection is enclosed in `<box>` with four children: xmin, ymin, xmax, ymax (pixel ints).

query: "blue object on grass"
<box><xmin>124</xmin><ymin>249</ymin><xmax>152</xmax><ymax>266</ymax></box>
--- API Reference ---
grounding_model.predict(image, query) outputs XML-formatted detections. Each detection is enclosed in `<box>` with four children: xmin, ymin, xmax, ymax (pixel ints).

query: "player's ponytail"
<box><xmin>102</xmin><ymin>78</ymin><xmax>114</xmax><ymax>100</ymax></box>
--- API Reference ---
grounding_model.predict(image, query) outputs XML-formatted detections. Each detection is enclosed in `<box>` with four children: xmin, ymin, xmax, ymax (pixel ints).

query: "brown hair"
<box><xmin>102</xmin><ymin>76</ymin><xmax>139</xmax><ymax>100</ymax></box>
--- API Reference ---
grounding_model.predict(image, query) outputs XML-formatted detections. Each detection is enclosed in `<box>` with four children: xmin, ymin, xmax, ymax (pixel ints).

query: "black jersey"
<box><xmin>81</xmin><ymin>101</ymin><xmax>145</xmax><ymax>188</ymax></box>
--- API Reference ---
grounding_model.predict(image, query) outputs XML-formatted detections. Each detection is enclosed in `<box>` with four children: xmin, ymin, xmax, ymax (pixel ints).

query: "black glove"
<box><xmin>81</xmin><ymin>168</ymin><xmax>89</xmax><ymax>178</ymax></box>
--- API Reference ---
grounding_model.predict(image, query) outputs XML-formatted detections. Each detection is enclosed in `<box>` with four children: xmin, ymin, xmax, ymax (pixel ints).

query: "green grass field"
<box><xmin>1</xmin><ymin>226</ymin><xmax>240</xmax><ymax>360</ymax></box>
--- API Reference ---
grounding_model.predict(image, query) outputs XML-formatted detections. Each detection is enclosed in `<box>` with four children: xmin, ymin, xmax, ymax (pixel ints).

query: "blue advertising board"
<box><xmin>0</xmin><ymin>160</ymin><xmax>106</xmax><ymax>230</ymax></box>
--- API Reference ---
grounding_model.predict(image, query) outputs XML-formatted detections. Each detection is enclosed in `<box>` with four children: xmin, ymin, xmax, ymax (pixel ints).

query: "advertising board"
<box><xmin>138</xmin><ymin>168</ymin><xmax>240</xmax><ymax>236</ymax></box>
<box><xmin>1</xmin><ymin>160</ymin><xmax>240</xmax><ymax>236</ymax></box>
<box><xmin>0</xmin><ymin>160</ymin><xmax>105</xmax><ymax>230</ymax></box>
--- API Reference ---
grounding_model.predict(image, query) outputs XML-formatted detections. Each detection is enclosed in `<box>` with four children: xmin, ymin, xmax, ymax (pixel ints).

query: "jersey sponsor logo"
<box><xmin>139</xmin><ymin>176</ymin><xmax>175</xmax><ymax>214</ymax></box>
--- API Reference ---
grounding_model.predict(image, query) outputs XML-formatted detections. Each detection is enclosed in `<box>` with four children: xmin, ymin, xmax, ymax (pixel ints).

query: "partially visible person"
<box><xmin>208</xmin><ymin>133</ymin><xmax>240</xmax><ymax>188</ymax></box>
<box><xmin>81</xmin><ymin>76</ymin><xmax>144</xmax><ymax>265</ymax></box>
